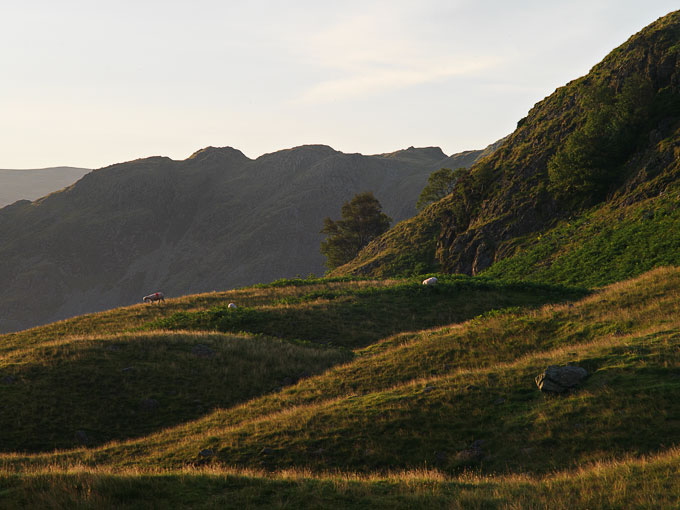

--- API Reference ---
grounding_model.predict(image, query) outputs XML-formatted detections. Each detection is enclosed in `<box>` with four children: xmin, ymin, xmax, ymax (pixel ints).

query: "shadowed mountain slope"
<box><xmin>334</xmin><ymin>11</ymin><xmax>680</xmax><ymax>284</ymax></box>
<box><xmin>0</xmin><ymin>143</ymin><xmax>498</xmax><ymax>333</ymax></box>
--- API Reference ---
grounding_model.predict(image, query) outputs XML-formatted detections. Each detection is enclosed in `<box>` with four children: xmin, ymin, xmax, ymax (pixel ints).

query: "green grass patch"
<box><xmin>484</xmin><ymin>187</ymin><xmax>680</xmax><ymax>286</ymax></box>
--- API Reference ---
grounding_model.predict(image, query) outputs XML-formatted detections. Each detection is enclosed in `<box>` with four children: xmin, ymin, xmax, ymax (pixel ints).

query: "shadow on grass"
<box><xmin>151</xmin><ymin>278</ymin><xmax>588</xmax><ymax>348</ymax></box>
<box><xmin>0</xmin><ymin>333</ymin><xmax>349</xmax><ymax>453</ymax></box>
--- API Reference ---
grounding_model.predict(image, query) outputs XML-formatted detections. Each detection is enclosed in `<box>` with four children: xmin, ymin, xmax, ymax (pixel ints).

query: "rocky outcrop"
<box><xmin>535</xmin><ymin>365</ymin><xmax>588</xmax><ymax>393</ymax></box>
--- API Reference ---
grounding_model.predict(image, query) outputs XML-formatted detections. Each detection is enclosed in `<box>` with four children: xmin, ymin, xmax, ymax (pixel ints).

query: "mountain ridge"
<box><xmin>0</xmin><ymin>142</ymin><xmax>501</xmax><ymax>333</ymax></box>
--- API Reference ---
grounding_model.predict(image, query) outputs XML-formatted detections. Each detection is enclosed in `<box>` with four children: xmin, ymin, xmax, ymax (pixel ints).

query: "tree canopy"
<box><xmin>320</xmin><ymin>192</ymin><xmax>392</xmax><ymax>270</ymax></box>
<box><xmin>416</xmin><ymin>167</ymin><xmax>464</xmax><ymax>210</ymax></box>
<box><xmin>548</xmin><ymin>75</ymin><xmax>654</xmax><ymax>202</ymax></box>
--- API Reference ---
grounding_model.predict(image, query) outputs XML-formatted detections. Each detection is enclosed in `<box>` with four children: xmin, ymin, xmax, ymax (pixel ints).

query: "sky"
<box><xmin>0</xmin><ymin>1</ymin><xmax>677</xmax><ymax>169</ymax></box>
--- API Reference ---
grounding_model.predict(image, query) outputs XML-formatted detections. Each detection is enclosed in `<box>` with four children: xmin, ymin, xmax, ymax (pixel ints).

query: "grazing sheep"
<box><xmin>422</xmin><ymin>277</ymin><xmax>438</xmax><ymax>286</ymax></box>
<box><xmin>143</xmin><ymin>292</ymin><xmax>165</xmax><ymax>304</ymax></box>
<box><xmin>228</xmin><ymin>303</ymin><xmax>237</xmax><ymax>309</ymax></box>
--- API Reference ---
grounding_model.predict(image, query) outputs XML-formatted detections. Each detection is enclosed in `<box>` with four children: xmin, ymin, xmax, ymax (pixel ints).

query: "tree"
<box><xmin>320</xmin><ymin>192</ymin><xmax>392</xmax><ymax>269</ymax></box>
<box><xmin>548</xmin><ymin>75</ymin><xmax>654</xmax><ymax>201</ymax></box>
<box><xmin>416</xmin><ymin>167</ymin><xmax>465</xmax><ymax>210</ymax></box>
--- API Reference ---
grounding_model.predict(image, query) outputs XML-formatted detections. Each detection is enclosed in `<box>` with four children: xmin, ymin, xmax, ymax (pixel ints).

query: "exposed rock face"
<box><xmin>535</xmin><ymin>365</ymin><xmax>588</xmax><ymax>393</ymax></box>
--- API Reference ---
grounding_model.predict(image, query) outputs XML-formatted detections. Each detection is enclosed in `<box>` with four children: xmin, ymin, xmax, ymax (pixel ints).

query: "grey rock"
<box><xmin>535</xmin><ymin>365</ymin><xmax>588</xmax><ymax>393</ymax></box>
<box><xmin>260</xmin><ymin>447</ymin><xmax>274</xmax><ymax>456</ymax></box>
<box><xmin>1</xmin><ymin>375</ymin><xmax>16</xmax><ymax>384</ymax></box>
<box><xmin>472</xmin><ymin>241</ymin><xmax>493</xmax><ymax>275</ymax></box>
<box><xmin>199</xmin><ymin>449</ymin><xmax>215</xmax><ymax>458</ymax></box>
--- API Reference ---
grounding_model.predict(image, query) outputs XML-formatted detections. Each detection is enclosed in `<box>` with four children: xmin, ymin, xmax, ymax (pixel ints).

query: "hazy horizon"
<box><xmin>2</xmin><ymin>1</ymin><xmax>677</xmax><ymax>169</ymax></box>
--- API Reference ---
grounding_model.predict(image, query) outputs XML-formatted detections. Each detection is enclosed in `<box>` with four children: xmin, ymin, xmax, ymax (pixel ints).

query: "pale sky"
<box><xmin>1</xmin><ymin>1</ymin><xmax>677</xmax><ymax>169</ymax></box>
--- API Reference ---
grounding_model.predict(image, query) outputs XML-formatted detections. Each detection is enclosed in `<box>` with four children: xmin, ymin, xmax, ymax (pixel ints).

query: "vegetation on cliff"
<box><xmin>335</xmin><ymin>11</ymin><xmax>680</xmax><ymax>285</ymax></box>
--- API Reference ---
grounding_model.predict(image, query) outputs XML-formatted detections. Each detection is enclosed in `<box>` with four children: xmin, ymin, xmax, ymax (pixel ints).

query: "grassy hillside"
<box><xmin>0</xmin><ymin>277</ymin><xmax>582</xmax><ymax>453</ymax></box>
<box><xmin>334</xmin><ymin>10</ymin><xmax>680</xmax><ymax>286</ymax></box>
<box><xmin>2</xmin><ymin>451</ymin><xmax>679</xmax><ymax>510</ymax></box>
<box><xmin>149</xmin><ymin>275</ymin><xmax>585</xmax><ymax>348</ymax></box>
<box><xmin>0</xmin><ymin>267</ymin><xmax>678</xmax><ymax>507</ymax></box>
<box><xmin>483</xmin><ymin>177</ymin><xmax>680</xmax><ymax>286</ymax></box>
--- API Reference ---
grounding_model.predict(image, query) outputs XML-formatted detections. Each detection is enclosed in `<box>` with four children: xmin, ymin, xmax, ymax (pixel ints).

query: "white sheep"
<box><xmin>143</xmin><ymin>292</ymin><xmax>165</xmax><ymax>303</ymax></box>
<box><xmin>228</xmin><ymin>303</ymin><xmax>238</xmax><ymax>309</ymax></box>
<box><xmin>422</xmin><ymin>277</ymin><xmax>438</xmax><ymax>286</ymax></box>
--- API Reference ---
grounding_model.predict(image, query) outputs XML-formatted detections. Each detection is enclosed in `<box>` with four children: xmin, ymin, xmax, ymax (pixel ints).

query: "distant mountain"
<box><xmin>0</xmin><ymin>167</ymin><xmax>90</xmax><ymax>207</ymax></box>
<box><xmin>335</xmin><ymin>10</ymin><xmax>680</xmax><ymax>285</ymax></box>
<box><xmin>0</xmin><ymin>142</ymin><xmax>500</xmax><ymax>333</ymax></box>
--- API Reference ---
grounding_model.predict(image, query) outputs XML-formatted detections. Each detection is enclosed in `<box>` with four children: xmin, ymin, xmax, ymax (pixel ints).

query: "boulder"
<box><xmin>535</xmin><ymin>365</ymin><xmax>588</xmax><ymax>393</ymax></box>
<box><xmin>422</xmin><ymin>277</ymin><xmax>438</xmax><ymax>286</ymax></box>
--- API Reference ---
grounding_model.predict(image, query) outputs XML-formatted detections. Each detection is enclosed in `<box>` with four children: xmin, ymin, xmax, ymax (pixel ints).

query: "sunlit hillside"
<box><xmin>0</xmin><ymin>268</ymin><xmax>679</xmax><ymax>507</ymax></box>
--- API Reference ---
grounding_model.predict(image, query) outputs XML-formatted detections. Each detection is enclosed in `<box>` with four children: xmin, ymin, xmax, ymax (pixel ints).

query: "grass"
<box><xmin>149</xmin><ymin>275</ymin><xmax>586</xmax><ymax>348</ymax></box>
<box><xmin>1</xmin><ymin>449</ymin><xmax>679</xmax><ymax>509</ymax></box>
<box><xmin>1</xmin><ymin>267</ymin><xmax>679</xmax><ymax>507</ymax></box>
<box><xmin>482</xmin><ymin>176</ymin><xmax>680</xmax><ymax>287</ymax></box>
<box><xmin>0</xmin><ymin>331</ymin><xmax>349</xmax><ymax>452</ymax></box>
